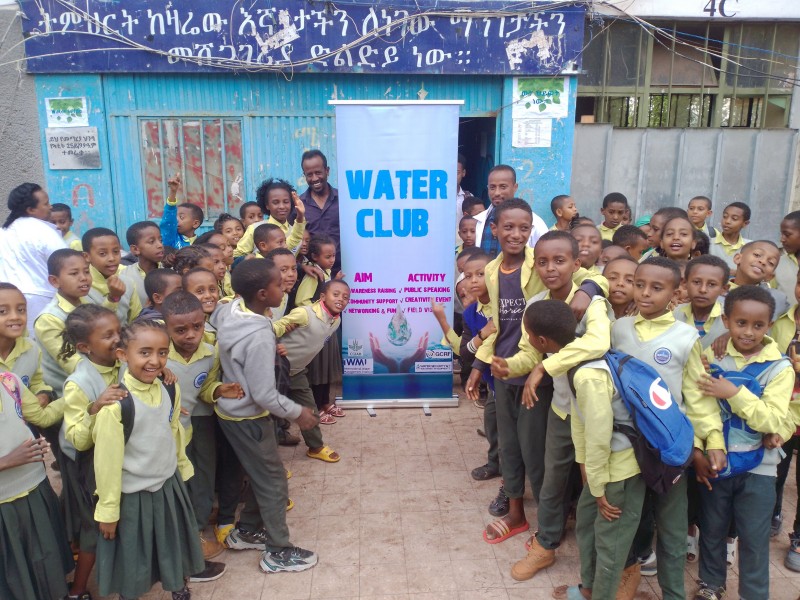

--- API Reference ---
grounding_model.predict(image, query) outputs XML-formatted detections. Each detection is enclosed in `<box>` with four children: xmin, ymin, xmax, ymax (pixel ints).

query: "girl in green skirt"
<box><xmin>93</xmin><ymin>320</ymin><xmax>204</xmax><ymax>599</ymax></box>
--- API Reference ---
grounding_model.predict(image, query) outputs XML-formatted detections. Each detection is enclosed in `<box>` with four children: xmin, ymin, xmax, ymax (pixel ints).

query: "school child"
<box><xmin>160</xmin><ymin>174</ymin><xmax>204</xmax><ymax>250</ymax></box>
<box><xmin>34</xmin><ymin>249</ymin><xmax>95</xmax><ymax>394</ymax></box>
<box><xmin>709</xmin><ymin>201</ymin><xmax>751</xmax><ymax>271</ymax></box>
<box><xmin>252</xmin><ymin>223</ymin><xmax>288</xmax><ymax>259</ymax></box>
<box><xmin>641</xmin><ymin>207</ymin><xmax>688</xmax><ymax>262</ymax></box>
<box><xmin>121</xmin><ymin>221</ymin><xmax>165</xmax><ymax>308</ymax></box>
<box><xmin>462</xmin><ymin>195</ymin><xmax>485</xmax><ymax>218</ymax></box>
<box><xmin>49</xmin><ymin>202</ymin><xmax>82</xmax><ymax>249</ymax></box>
<box><xmin>660</xmin><ymin>215</ymin><xmax>697</xmax><ymax>263</ymax></box>
<box><xmin>0</xmin><ymin>373</ymin><xmax>73</xmax><ymax>600</ymax></box>
<box><xmin>457</xmin><ymin>216</ymin><xmax>477</xmax><ymax>253</ymax></box>
<box><xmin>729</xmin><ymin>240</ymin><xmax>789</xmax><ymax>318</ymax></box>
<box><xmin>603</xmin><ymin>255</ymin><xmax>638</xmax><ymax>320</ymax></box>
<box><xmin>611</xmin><ymin>225</ymin><xmax>649</xmax><ymax>261</ymax></box>
<box><xmin>598</xmin><ymin>244</ymin><xmax>628</xmax><ymax>270</ymax></box>
<box><xmin>694</xmin><ymin>285</ymin><xmax>794</xmax><ymax>600</ymax></box>
<box><xmin>775</xmin><ymin>210</ymin><xmax>800</xmax><ymax>299</ymax></box>
<box><xmin>92</xmin><ymin>320</ymin><xmax>205</xmax><ymax>598</ymax></box>
<box><xmin>673</xmin><ymin>255</ymin><xmax>730</xmax><ymax>349</ymax></box>
<box><xmin>210</xmin><ymin>258</ymin><xmax>319</xmax><ymax>573</ymax></box>
<box><xmin>526</xmin><ymin>299</ymin><xmax>645</xmax><ymax>600</ymax></box>
<box><xmin>492</xmin><ymin>231</ymin><xmax>611</xmax><ymax>581</ymax></box>
<box><xmin>197</xmin><ymin>242</ymin><xmax>230</xmax><ymax>300</ymax></box>
<box><xmin>172</xmin><ymin>245</ymin><xmax>214</xmax><ymax>275</ymax></box>
<box><xmin>138</xmin><ymin>268</ymin><xmax>182</xmax><ymax>322</ymax></box>
<box><xmin>693</xmin><ymin>229</ymin><xmax>711</xmax><ymax>257</ymax></box>
<box><xmin>571</xmin><ymin>223</ymin><xmax>603</xmax><ymax>271</ymax></box>
<box><xmin>162</xmin><ymin>291</ymin><xmax>243</xmax><ymax>565</ymax></box>
<box><xmin>213</xmin><ymin>212</ymin><xmax>244</xmax><ymax>248</ymax></box>
<box><xmin>273</xmin><ymin>279</ymin><xmax>348</xmax><ymax>455</ymax></box>
<box><xmin>182</xmin><ymin>268</ymin><xmax>220</xmax><ymax>345</ymax></box>
<box><xmin>688</xmin><ymin>196</ymin><xmax>718</xmax><ymax>239</ymax></box>
<box><xmin>599</xmin><ymin>193</ymin><xmax>629</xmax><ymax>242</ymax></box>
<box><xmin>235</xmin><ymin>180</ymin><xmax>306</xmax><ymax>258</ymax></box>
<box><xmin>611</xmin><ymin>256</ymin><xmax>724</xmax><ymax>600</ymax></box>
<box><xmin>83</xmin><ymin>227</ymin><xmax>142</xmax><ymax>325</ymax></box>
<box><xmin>196</xmin><ymin>231</ymin><xmax>235</xmax><ymax>301</ymax></box>
<box><xmin>464</xmin><ymin>199</ymin><xmax>607</xmax><ymax>544</ymax></box>
<box><xmin>239</xmin><ymin>201</ymin><xmax>263</xmax><ymax>229</ymax></box>
<box><xmin>57</xmin><ymin>305</ymin><xmax>123</xmax><ymax>600</ymax></box>
<box><xmin>549</xmin><ymin>194</ymin><xmax>579</xmax><ymax>232</ymax></box>
<box><xmin>266</xmin><ymin>248</ymin><xmax>298</xmax><ymax>320</ymax></box>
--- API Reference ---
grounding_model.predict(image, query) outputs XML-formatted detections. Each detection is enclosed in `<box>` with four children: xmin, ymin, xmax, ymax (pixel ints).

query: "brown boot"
<box><xmin>615</xmin><ymin>563</ymin><xmax>641</xmax><ymax>600</ymax></box>
<box><xmin>200</xmin><ymin>533</ymin><xmax>225</xmax><ymax>559</ymax></box>
<box><xmin>510</xmin><ymin>535</ymin><xmax>556</xmax><ymax>581</ymax></box>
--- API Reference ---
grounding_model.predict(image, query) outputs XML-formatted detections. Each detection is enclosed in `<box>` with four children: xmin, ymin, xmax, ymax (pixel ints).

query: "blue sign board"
<box><xmin>19</xmin><ymin>1</ymin><xmax>584</xmax><ymax>75</ymax></box>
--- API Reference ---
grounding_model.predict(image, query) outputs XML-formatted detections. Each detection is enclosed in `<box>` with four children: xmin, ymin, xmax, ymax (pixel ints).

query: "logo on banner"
<box><xmin>425</xmin><ymin>349</ymin><xmax>452</xmax><ymax>360</ymax></box>
<box><xmin>343</xmin><ymin>358</ymin><xmax>373</xmax><ymax>374</ymax></box>
<box><xmin>649</xmin><ymin>378</ymin><xmax>673</xmax><ymax>410</ymax></box>
<box><xmin>347</xmin><ymin>339</ymin><xmax>364</xmax><ymax>357</ymax></box>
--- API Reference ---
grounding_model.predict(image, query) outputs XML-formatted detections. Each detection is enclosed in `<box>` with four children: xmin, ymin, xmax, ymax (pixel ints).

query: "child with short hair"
<box><xmin>235</xmin><ymin>180</ymin><xmax>306</xmax><ymax>258</ymax></box>
<box><xmin>775</xmin><ymin>210</ymin><xmax>800</xmax><ymax>299</ymax></box>
<box><xmin>160</xmin><ymin>174</ymin><xmax>204</xmax><ymax>250</ymax></box>
<box><xmin>265</xmin><ymin>247</ymin><xmax>298</xmax><ymax>320</ymax></box>
<box><xmin>688</xmin><ymin>196</ymin><xmax>717</xmax><ymax>239</ymax></box>
<box><xmin>139</xmin><ymin>267</ymin><xmax>183</xmax><ymax>322</ymax></box>
<box><xmin>34</xmin><ymin>249</ymin><xmax>94</xmax><ymax>394</ymax></box>
<box><xmin>571</xmin><ymin>223</ymin><xmax>603</xmax><ymax>271</ymax></box>
<box><xmin>253</xmin><ymin>223</ymin><xmax>287</xmax><ymax>258</ymax></box>
<box><xmin>612</xmin><ymin>256</ymin><xmax>724</xmax><ymax>600</ymax></box>
<box><xmin>457</xmin><ymin>216</ymin><xmax>477</xmax><ymax>253</ymax></box>
<box><xmin>674</xmin><ymin>255</ymin><xmax>730</xmax><ymax>349</ymax></box>
<box><xmin>182</xmin><ymin>267</ymin><xmax>220</xmax><ymax>345</ymax></box>
<box><xmin>214</xmin><ymin>212</ymin><xmax>245</xmax><ymax>248</ymax></box>
<box><xmin>122</xmin><ymin>220</ymin><xmax>165</xmax><ymax>308</ymax></box>
<box><xmin>694</xmin><ymin>229</ymin><xmax>711</xmax><ymax>257</ymax></box>
<box><xmin>661</xmin><ymin>215</ymin><xmax>697</xmax><ymax>263</ymax></box>
<box><xmin>197</xmin><ymin>231</ymin><xmax>235</xmax><ymax>301</ymax></box>
<box><xmin>93</xmin><ymin>320</ymin><xmax>206</xmax><ymax>598</ymax></box>
<box><xmin>198</xmin><ymin>242</ymin><xmax>229</xmax><ymax>295</ymax></box>
<box><xmin>730</xmin><ymin>240</ymin><xmax>789</xmax><ymax>319</ymax></box>
<box><xmin>604</xmin><ymin>255</ymin><xmax>638</xmax><ymax>320</ymax></box>
<box><xmin>172</xmin><ymin>245</ymin><xmax>214</xmax><ymax>275</ymax></box>
<box><xmin>612</xmin><ymin>225</ymin><xmax>649</xmax><ymax>261</ymax></box>
<box><xmin>709</xmin><ymin>201</ymin><xmax>751</xmax><ymax>271</ymax></box>
<box><xmin>550</xmin><ymin>194</ymin><xmax>578</xmax><ymax>232</ymax></box>
<box><xmin>462</xmin><ymin>195</ymin><xmax>485</xmax><ymax>217</ymax></box>
<box><xmin>273</xmin><ymin>279</ymin><xmax>349</xmax><ymax>455</ymax></box>
<box><xmin>83</xmin><ymin>227</ymin><xmax>143</xmax><ymax>324</ymax></box>
<box><xmin>162</xmin><ymin>291</ymin><xmax>243</xmax><ymax>567</ymax></box>
<box><xmin>49</xmin><ymin>202</ymin><xmax>81</xmax><ymax>249</ymax></box>
<box><xmin>641</xmin><ymin>207</ymin><xmax>689</xmax><ymax>262</ymax></box>
<box><xmin>599</xmin><ymin>192</ymin><xmax>629</xmax><ymax>241</ymax></box>
<box><xmin>211</xmin><ymin>258</ymin><xmax>319</xmax><ymax>573</ymax></box>
<box><xmin>598</xmin><ymin>244</ymin><xmax>628</xmax><ymax>270</ymax></box>
<box><xmin>525</xmin><ymin>299</ymin><xmax>645</xmax><ymax>600</ymax></box>
<box><xmin>239</xmin><ymin>201</ymin><xmax>263</xmax><ymax>229</ymax></box>
<box><xmin>694</xmin><ymin>285</ymin><xmax>794</xmax><ymax>600</ymax></box>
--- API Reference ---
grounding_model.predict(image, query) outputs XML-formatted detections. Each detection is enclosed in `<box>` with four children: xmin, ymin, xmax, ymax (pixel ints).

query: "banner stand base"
<box><xmin>336</xmin><ymin>395</ymin><xmax>459</xmax><ymax>411</ymax></box>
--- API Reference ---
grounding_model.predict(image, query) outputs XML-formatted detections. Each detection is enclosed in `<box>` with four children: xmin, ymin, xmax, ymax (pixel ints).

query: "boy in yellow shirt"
<box><xmin>234</xmin><ymin>180</ymin><xmax>306</xmax><ymax>258</ymax></box>
<box><xmin>598</xmin><ymin>192</ymin><xmax>629</xmax><ymax>242</ymax></box>
<box><xmin>82</xmin><ymin>227</ymin><xmax>142</xmax><ymax>325</ymax></box>
<box><xmin>709</xmin><ymin>202</ymin><xmax>751</xmax><ymax>271</ymax></box>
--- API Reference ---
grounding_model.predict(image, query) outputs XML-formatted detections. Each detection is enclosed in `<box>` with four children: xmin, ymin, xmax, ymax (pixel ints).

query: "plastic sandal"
<box><xmin>327</xmin><ymin>404</ymin><xmax>345</xmax><ymax>417</ymax></box>
<box><xmin>319</xmin><ymin>411</ymin><xmax>337</xmax><ymax>424</ymax></box>
<box><xmin>306</xmin><ymin>445</ymin><xmax>341</xmax><ymax>463</ymax></box>
<box><xmin>482</xmin><ymin>518</ymin><xmax>529</xmax><ymax>545</ymax></box>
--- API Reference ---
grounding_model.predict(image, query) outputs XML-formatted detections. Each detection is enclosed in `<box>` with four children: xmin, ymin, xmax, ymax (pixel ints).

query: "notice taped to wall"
<box><xmin>46</xmin><ymin>127</ymin><xmax>101</xmax><ymax>170</ymax></box>
<box><xmin>512</xmin><ymin>118</ymin><xmax>552</xmax><ymax>148</ymax></box>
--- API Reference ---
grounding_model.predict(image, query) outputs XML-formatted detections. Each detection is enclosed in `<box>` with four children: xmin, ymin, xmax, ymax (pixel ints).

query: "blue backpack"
<box><xmin>708</xmin><ymin>360</ymin><xmax>783</xmax><ymax>479</ymax></box>
<box><xmin>571</xmin><ymin>350</ymin><xmax>695</xmax><ymax>494</ymax></box>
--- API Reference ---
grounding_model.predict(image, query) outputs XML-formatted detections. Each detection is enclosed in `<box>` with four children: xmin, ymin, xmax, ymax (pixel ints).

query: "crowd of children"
<box><xmin>3</xmin><ymin>153</ymin><xmax>800</xmax><ymax>600</ymax></box>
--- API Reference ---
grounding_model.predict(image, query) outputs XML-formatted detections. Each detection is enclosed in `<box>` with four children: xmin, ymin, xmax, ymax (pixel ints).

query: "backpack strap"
<box><xmin>159</xmin><ymin>378</ymin><xmax>177</xmax><ymax>423</ymax></box>
<box><xmin>115</xmin><ymin>383</ymin><xmax>136</xmax><ymax>444</ymax></box>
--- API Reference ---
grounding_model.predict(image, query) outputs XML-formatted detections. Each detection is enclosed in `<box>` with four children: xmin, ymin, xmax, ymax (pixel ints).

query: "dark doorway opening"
<box><xmin>458</xmin><ymin>117</ymin><xmax>496</xmax><ymax>206</ymax></box>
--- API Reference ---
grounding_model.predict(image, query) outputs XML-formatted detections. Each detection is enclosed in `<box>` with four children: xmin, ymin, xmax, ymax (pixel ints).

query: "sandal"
<box><xmin>327</xmin><ymin>404</ymin><xmax>345</xmax><ymax>417</ymax></box>
<box><xmin>287</xmin><ymin>498</ymin><xmax>294</xmax><ymax>511</ymax></box>
<box><xmin>306</xmin><ymin>446</ymin><xmax>341</xmax><ymax>463</ymax></box>
<box><xmin>319</xmin><ymin>411</ymin><xmax>337</xmax><ymax>424</ymax></box>
<box><xmin>482</xmin><ymin>518</ymin><xmax>529</xmax><ymax>545</ymax></box>
<box><xmin>552</xmin><ymin>585</ymin><xmax>585</xmax><ymax>600</ymax></box>
<box><xmin>687</xmin><ymin>531</ymin><xmax>699</xmax><ymax>563</ymax></box>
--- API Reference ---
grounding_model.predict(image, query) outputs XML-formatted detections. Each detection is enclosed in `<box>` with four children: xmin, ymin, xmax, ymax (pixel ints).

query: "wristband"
<box><xmin>477</xmin><ymin>330</ymin><xmax>486</xmax><ymax>341</ymax></box>
<box><xmin>466</xmin><ymin>340</ymin><xmax>478</xmax><ymax>354</ymax></box>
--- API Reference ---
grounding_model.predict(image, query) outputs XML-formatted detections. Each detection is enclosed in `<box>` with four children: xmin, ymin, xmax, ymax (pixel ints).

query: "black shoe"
<box><xmin>171</xmin><ymin>586</ymin><xmax>191</xmax><ymax>600</ymax></box>
<box><xmin>488</xmin><ymin>485</ymin><xmax>509</xmax><ymax>517</ymax></box>
<box><xmin>471</xmin><ymin>464</ymin><xmax>501</xmax><ymax>481</ymax></box>
<box><xmin>189</xmin><ymin>560</ymin><xmax>227</xmax><ymax>582</ymax></box>
<box><xmin>772</xmin><ymin>513</ymin><xmax>783</xmax><ymax>537</ymax></box>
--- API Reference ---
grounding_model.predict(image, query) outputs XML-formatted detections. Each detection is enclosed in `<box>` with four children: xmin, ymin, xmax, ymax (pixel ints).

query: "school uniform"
<box><xmin>673</xmin><ymin>301</ymin><xmax>727</xmax><ymax>349</ymax></box>
<box><xmin>726</xmin><ymin>281</ymin><xmax>789</xmax><ymax>320</ymax></box>
<box><xmin>168</xmin><ymin>342</ymin><xmax>221</xmax><ymax>530</ymax></box>
<box><xmin>506</xmin><ymin>284</ymin><xmax>612</xmax><ymax>550</ymax></box>
<box><xmin>234</xmin><ymin>216</ymin><xmax>305</xmax><ymax>258</ymax></box>
<box><xmin>63</xmin><ymin>229</ymin><xmax>80</xmax><ymax>248</ymax></box>
<box><xmin>598</xmin><ymin>222</ymin><xmax>620</xmax><ymax>242</ymax></box>
<box><xmin>572</xmin><ymin>362</ymin><xmax>645</xmax><ymax>599</ymax></box>
<box><xmin>699</xmin><ymin>339</ymin><xmax>794</xmax><ymax>600</ymax></box>
<box><xmin>709</xmin><ymin>233</ymin><xmax>749</xmax><ymax>271</ymax></box>
<box><xmin>0</xmin><ymin>337</ymin><xmax>51</xmax><ymax>396</ymax></box>
<box><xmin>87</xmin><ymin>264</ymin><xmax>143</xmax><ymax>325</ymax></box>
<box><xmin>33</xmin><ymin>293</ymin><xmax>85</xmax><ymax>395</ymax></box>
<box><xmin>0</xmin><ymin>374</ymin><xmax>73</xmax><ymax>600</ymax></box>
<box><xmin>612</xmin><ymin>313</ymin><xmax>723</xmax><ymax>600</ymax></box>
<box><xmin>773</xmin><ymin>250</ymin><xmax>799</xmax><ymax>301</ymax></box>
<box><xmin>93</xmin><ymin>371</ymin><xmax>202</xmax><ymax>598</ymax></box>
<box><xmin>219</xmin><ymin>270</ymin><xmax>235</xmax><ymax>302</ymax></box>
<box><xmin>697</xmin><ymin>222</ymin><xmax>718</xmax><ymax>239</ymax></box>
<box><xmin>120</xmin><ymin>262</ymin><xmax>156</xmax><ymax>309</ymax></box>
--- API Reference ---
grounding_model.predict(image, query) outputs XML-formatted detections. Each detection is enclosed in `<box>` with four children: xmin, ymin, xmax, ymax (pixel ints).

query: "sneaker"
<box><xmin>639</xmin><ymin>551</ymin><xmax>657</xmax><ymax>577</ymax></box>
<box><xmin>694</xmin><ymin>582</ymin><xmax>726</xmax><ymax>600</ymax></box>
<box><xmin>189</xmin><ymin>560</ymin><xmax>227</xmax><ymax>583</ymax></box>
<box><xmin>225</xmin><ymin>527</ymin><xmax>269</xmax><ymax>550</ymax></box>
<box><xmin>199</xmin><ymin>533</ymin><xmax>225</xmax><ymax>560</ymax></box>
<box><xmin>771</xmin><ymin>513</ymin><xmax>783</xmax><ymax>537</ymax></box>
<box><xmin>67</xmin><ymin>593</ymin><xmax>93</xmax><ymax>600</ymax></box>
<box><xmin>171</xmin><ymin>586</ymin><xmax>191</xmax><ymax>600</ymax></box>
<box><xmin>726</xmin><ymin>538</ymin><xmax>737</xmax><ymax>567</ymax></box>
<box><xmin>473</xmin><ymin>397</ymin><xmax>487</xmax><ymax>409</ymax></box>
<box><xmin>615</xmin><ymin>563</ymin><xmax>641</xmax><ymax>600</ymax></box>
<box><xmin>260</xmin><ymin>546</ymin><xmax>318</xmax><ymax>573</ymax></box>
<box><xmin>488</xmin><ymin>485</ymin><xmax>509</xmax><ymax>517</ymax></box>
<box><xmin>510</xmin><ymin>535</ymin><xmax>555</xmax><ymax>581</ymax></box>
<box><xmin>214</xmin><ymin>523</ymin><xmax>233</xmax><ymax>546</ymax></box>
<box><xmin>785</xmin><ymin>532</ymin><xmax>800</xmax><ymax>572</ymax></box>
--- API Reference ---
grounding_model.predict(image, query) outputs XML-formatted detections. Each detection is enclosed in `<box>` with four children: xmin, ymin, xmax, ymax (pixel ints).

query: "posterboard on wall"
<box><xmin>333</xmin><ymin>101</ymin><xmax>461</xmax><ymax>408</ymax></box>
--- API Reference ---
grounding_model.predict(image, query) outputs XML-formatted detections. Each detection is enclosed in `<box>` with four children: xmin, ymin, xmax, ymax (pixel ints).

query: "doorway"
<box><xmin>458</xmin><ymin>117</ymin><xmax>497</xmax><ymax>205</ymax></box>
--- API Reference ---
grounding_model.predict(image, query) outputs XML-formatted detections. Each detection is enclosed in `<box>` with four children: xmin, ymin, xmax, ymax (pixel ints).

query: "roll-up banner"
<box><xmin>332</xmin><ymin>100</ymin><xmax>462</xmax><ymax>407</ymax></box>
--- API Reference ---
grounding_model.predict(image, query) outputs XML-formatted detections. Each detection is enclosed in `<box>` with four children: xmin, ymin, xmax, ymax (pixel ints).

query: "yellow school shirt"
<box><xmin>90</xmin><ymin>264</ymin><xmax>143</xmax><ymax>323</ymax></box>
<box><xmin>773</xmin><ymin>251</ymin><xmax>798</xmax><ymax>295</ymax></box>
<box><xmin>93</xmin><ymin>371</ymin><xmax>192</xmax><ymax>523</ymax></box>
<box><xmin>168</xmin><ymin>343</ymin><xmax>222</xmax><ymax>443</ymax></box>
<box><xmin>219</xmin><ymin>271</ymin><xmax>234</xmax><ymax>302</ymax></box>
<box><xmin>0</xmin><ymin>338</ymin><xmax>52</xmax><ymax>395</ymax></box>
<box><xmin>632</xmin><ymin>312</ymin><xmax>724</xmax><ymax>451</ymax></box>
<box><xmin>63</xmin><ymin>360</ymin><xmax>120</xmax><ymax>452</ymax></box>
<box><xmin>34</xmin><ymin>294</ymin><xmax>85</xmax><ymax>376</ymax></box>
<box><xmin>475</xmin><ymin>247</ymin><xmax>609</xmax><ymax>367</ymax></box>
<box><xmin>599</xmin><ymin>223</ymin><xmax>620</xmax><ymax>242</ymax></box>
<box><xmin>295</xmin><ymin>265</ymin><xmax>331</xmax><ymax>307</ymax></box>
<box><xmin>771</xmin><ymin>304</ymin><xmax>798</xmax><ymax>352</ymax></box>
<box><xmin>711</xmin><ymin>233</ymin><xmax>747</xmax><ymax>258</ymax></box>
<box><xmin>674</xmin><ymin>301</ymin><xmax>723</xmax><ymax>337</ymax></box>
<box><xmin>704</xmin><ymin>337</ymin><xmax>795</xmax><ymax>442</ymax></box>
<box><xmin>234</xmin><ymin>216</ymin><xmax>306</xmax><ymax>258</ymax></box>
<box><xmin>571</xmin><ymin>366</ymin><xmax>639</xmax><ymax>497</ymax></box>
